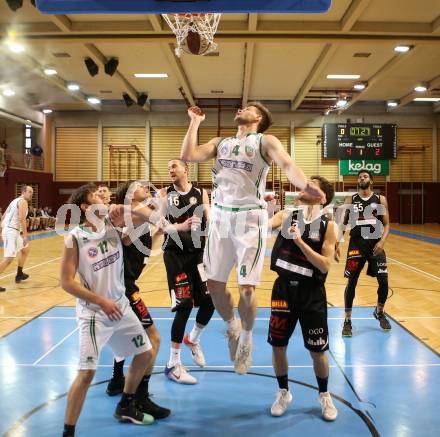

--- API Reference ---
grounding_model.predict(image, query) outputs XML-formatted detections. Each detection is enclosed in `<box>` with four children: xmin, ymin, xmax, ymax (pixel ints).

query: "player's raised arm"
<box><xmin>180</xmin><ymin>106</ymin><xmax>220</xmax><ymax>162</ymax></box>
<box><xmin>262</xmin><ymin>134</ymin><xmax>326</xmax><ymax>204</ymax></box>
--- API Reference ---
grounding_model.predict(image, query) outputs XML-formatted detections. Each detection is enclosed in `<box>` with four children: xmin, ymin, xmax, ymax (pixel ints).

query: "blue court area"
<box><xmin>1</xmin><ymin>307</ymin><xmax>439</xmax><ymax>437</ymax></box>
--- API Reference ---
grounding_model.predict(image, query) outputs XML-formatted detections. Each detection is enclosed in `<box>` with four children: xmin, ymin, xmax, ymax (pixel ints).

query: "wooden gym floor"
<box><xmin>0</xmin><ymin>224</ymin><xmax>439</xmax><ymax>353</ymax></box>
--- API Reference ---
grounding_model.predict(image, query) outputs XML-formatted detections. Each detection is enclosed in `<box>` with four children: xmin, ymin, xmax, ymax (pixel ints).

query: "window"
<box><xmin>24</xmin><ymin>124</ymin><xmax>32</xmax><ymax>153</ymax></box>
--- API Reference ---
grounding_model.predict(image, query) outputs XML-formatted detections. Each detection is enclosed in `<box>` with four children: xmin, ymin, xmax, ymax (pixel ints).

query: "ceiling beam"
<box><xmin>148</xmin><ymin>14</ymin><xmax>195</xmax><ymax>106</ymax></box>
<box><xmin>50</xmin><ymin>15</ymin><xmax>72</xmax><ymax>33</ymax></box>
<box><xmin>431</xmin><ymin>15</ymin><xmax>440</xmax><ymax>34</ymax></box>
<box><xmin>242</xmin><ymin>14</ymin><xmax>258</xmax><ymax>107</ymax></box>
<box><xmin>0</xmin><ymin>48</ymin><xmax>99</xmax><ymax>111</ymax></box>
<box><xmin>340</xmin><ymin>0</ymin><xmax>371</xmax><ymax>31</ymax></box>
<box><xmin>338</xmin><ymin>47</ymin><xmax>419</xmax><ymax>113</ymax></box>
<box><xmin>389</xmin><ymin>75</ymin><xmax>440</xmax><ymax>111</ymax></box>
<box><xmin>434</xmin><ymin>102</ymin><xmax>440</xmax><ymax>113</ymax></box>
<box><xmin>290</xmin><ymin>44</ymin><xmax>338</xmax><ymax>111</ymax></box>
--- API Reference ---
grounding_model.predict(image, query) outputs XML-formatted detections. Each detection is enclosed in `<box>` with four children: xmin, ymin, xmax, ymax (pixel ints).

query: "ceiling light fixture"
<box><xmin>353</xmin><ymin>82</ymin><xmax>366</xmax><ymax>90</ymax></box>
<box><xmin>2</xmin><ymin>89</ymin><xmax>15</xmax><ymax>97</ymax></box>
<box><xmin>87</xmin><ymin>97</ymin><xmax>101</xmax><ymax>104</ymax></box>
<box><xmin>327</xmin><ymin>74</ymin><xmax>360</xmax><ymax>80</ymax></box>
<box><xmin>6</xmin><ymin>0</ymin><xmax>23</xmax><ymax>12</ymax></box>
<box><xmin>387</xmin><ymin>100</ymin><xmax>399</xmax><ymax>107</ymax></box>
<box><xmin>67</xmin><ymin>83</ymin><xmax>80</xmax><ymax>91</ymax></box>
<box><xmin>44</xmin><ymin>68</ymin><xmax>57</xmax><ymax>76</ymax></box>
<box><xmin>137</xmin><ymin>93</ymin><xmax>149</xmax><ymax>107</ymax></box>
<box><xmin>7</xmin><ymin>41</ymin><xmax>25</xmax><ymax>53</ymax></box>
<box><xmin>122</xmin><ymin>93</ymin><xmax>134</xmax><ymax>107</ymax></box>
<box><xmin>134</xmin><ymin>73</ymin><xmax>168</xmax><ymax>78</ymax></box>
<box><xmin>104</xmin><ymin>58</ymin><xmax>119</xmax><ymax>76</ymax></box>
<box><xmin>42</xmin><ymin>109</ymin><xmax>53</xmax><ymax>114</ymax></box>
<box><xmin>414</xmin><ymin>83</ymin><xmax>428</xmax><ymax>92</ymax></box>
<box><xmin>336</xmin><ymin>99</ymin><xmax>348</xmax><ymax>107</ymax></box>
<box><xmin>394</xmin><ymin>45</ymin><xmax>411</xmax><ymax>53</ymax></box>
<box><xmin>413</xmin><ymin>97</ymin><xmax>440</xmax><ymax>102</ymax></box>
<box><xmin>84</xmin><ymin>57</ymin><xmax>99</xmax><ymax>77</ymax></box>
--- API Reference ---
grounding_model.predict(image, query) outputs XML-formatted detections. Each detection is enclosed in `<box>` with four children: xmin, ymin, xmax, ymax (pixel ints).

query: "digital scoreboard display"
<box><xmin>322</xmin><ymin>123</ymin><xmax>397</xmax><ymax>159</ymax></box>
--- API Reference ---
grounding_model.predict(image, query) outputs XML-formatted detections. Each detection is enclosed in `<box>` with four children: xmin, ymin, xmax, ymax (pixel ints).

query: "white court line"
<box><xmin>0</xmin><ymin>256</ymin><xmax>62</xmax><ymax>280</ymax></box>
<box><xmin>1</xmin><ymin>363</ymin><xmax>439</xmax><ymax>369</ymax></box>
<box><xmin>388</xmin><ymin>256</ymin><xmax>440</xmax><ymax>282</ymax></box>
<box><xmin>2</xmin><ymin>315</ymin><xmax>440</xmax><ymax>321</ymax></box>
<box><xmin>32</xmin><ymin>327</ymin><xmax>78</xmax><ymax>365</ymax></box>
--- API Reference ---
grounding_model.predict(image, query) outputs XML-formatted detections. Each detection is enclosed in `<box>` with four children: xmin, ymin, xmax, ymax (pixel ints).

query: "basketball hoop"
<box><xmin>162</xmin><ymin>13</ymin><xmax>221</xmax><ymax>57</ymax></box>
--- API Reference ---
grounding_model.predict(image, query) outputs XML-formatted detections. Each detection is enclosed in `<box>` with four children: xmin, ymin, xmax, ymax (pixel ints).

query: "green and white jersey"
<box><xmin>2</xmin><ymin>197</ymin><xmax>26</xmax><ymax>230</ymax></box>
<box><xmin>212</xmin><ymin>133</ymin><xmax>270</xmax><ymax>209</ymax></box>
<box><xmin>70</xmin><ymin>217</ymin><xmax>126</xmax><ymax>312</ymax></box>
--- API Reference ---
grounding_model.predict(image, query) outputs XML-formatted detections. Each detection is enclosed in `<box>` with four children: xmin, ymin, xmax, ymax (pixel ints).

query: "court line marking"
<box><xmin>388</xmin><ymin>256</ymin><xmax>440</xmax><ymax>282</ymax></box>
<box><xmin>1</xmin><ymin>315</ymin><xmax>439</xmax><ymax>320</ymax></box>
<box><xmin>0</xmin><ymin>256</ymin><xmax>62</xmax><ymax>280</ymax></box>
<box><xmin>1</xmin><ymin>363</ymin><xmax>439</xmax><ymax>368</ymax></box>
<box><xmin>32</xmin><ymin>327</ymin><xmax>78</xmax><ymax>365</ymax></box>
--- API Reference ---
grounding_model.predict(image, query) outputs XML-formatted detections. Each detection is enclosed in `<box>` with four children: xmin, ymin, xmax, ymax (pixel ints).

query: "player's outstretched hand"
<box><xmin>188</xmin><ymin>106</ymin><xmax>206</xmax><ymax>123</ymax></box>
<box><xmin>304</xmin><ymin>181</ymin><xmax>326</xmax><ymax>205</ymax></box>
<box><xmin>99</xmin><ymin>297</ymin><xmax>123</xmax><ymax>321</ymax></box>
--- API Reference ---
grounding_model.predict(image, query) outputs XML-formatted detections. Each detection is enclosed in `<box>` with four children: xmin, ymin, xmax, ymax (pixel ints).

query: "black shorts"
<box><xmin>344</xmin><ymin>237</ymin><xmax>388</xmax><ymax>278</ymax></box>
<box><xmin>163</xmin><ymin>249</ymin><xmax>210</xmax><ymax>311</ymax></box>
<box><xmin>267</xmin><ymin>276</ymin><xmax>329</xmax><ymax>352</ymax></box>
<box><xmin>127</xmin><ymin>290</ymin><xmax>154</xmax><ymax>330</ymax></box>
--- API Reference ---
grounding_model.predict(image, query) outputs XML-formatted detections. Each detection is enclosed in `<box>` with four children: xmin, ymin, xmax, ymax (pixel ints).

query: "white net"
<box><xmin>162</xmin><ymin>13</ymin><xmax>221</xmax><ymax>57</ymax></box>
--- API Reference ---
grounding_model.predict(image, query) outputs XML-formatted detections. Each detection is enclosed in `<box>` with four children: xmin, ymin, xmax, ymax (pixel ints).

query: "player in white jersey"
<box><xmin>0</xmin><ymin>185</ymin><xmax>33</xmax><ymax>292</ymax></box>
<box><xmin>181</xmin><ymin>102</ymin><xmax>325</xmax><ymax>374</ymax></box>
<box><xmin>61</xmin><ymin>183</ymin><xmax>164</xmax><ymax>436</ymax></box>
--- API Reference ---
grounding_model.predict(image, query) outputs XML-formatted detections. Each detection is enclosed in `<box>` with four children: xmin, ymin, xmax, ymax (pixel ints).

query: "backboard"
<box><xmin>36</xmin><ymin>0</ymin><xmax>332</xmax><ymax>14</ymax></box>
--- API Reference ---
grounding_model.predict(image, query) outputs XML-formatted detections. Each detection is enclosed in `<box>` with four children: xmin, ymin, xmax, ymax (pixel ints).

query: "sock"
<box><xmin>136</xmin><ymin>375</ymin><xmax>151</xmax><ymax>399</ymax></box>
<box><xmin>376</xmin><ymin>304</ymin><xmax>384</xmax><ymax>314</ymax></box>
<box><xmin>63</xmin><ymin>424</ymin><xmax>75</xmax><ymax>437</ymax></box>
<box><xmin>316</xmin><ymin>376</ymin><xmax>328</xmax><ymax>393</ymax></box>
<box><xmin>276</xmin><ymin>374</ymin><xmax>289</xmax><ymax>390</ymax></box>
<box><xmin>17</xmin><ymin>267</ymin><xmax>23</xmax><ymax>275</ymax></box>
<box><xmin>168</xmin><ymin>347</ymin><xmax>181</xmax><ymax>367</ymax></box>
<box><xmin>189</xmin><ymin>324</ymin><xmax>204</xmax><ymax>344</ymax></box>
<box><xmin>113</xmin><ymin>359</ymin><xmax>125</xmax><ymax>380</ymax></box>
<box><xmin>119</xmin><ymin>392</ymin><xmax>135</xmax><ymax>408</ymax></box>
<box><xmin>240</xmin><ymin>329</ymin><xmax>252</xmax><ymax>343</ymax></box>
<box><xmin>225</xmin><ymin>317</ymin><xmax>238</xmax><ymax>333</ymax></box>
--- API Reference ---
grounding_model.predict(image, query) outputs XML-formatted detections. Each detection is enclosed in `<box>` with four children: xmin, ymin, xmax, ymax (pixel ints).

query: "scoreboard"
<box><xmin>322</xmin><ymin>123</ymin><xmax>397</xmax><ymax>159</ymax></box>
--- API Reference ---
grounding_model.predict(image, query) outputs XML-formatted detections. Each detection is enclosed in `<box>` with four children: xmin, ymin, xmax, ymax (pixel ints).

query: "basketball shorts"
<box><xmin>164</xmin><ymin>249</ymin><xmax>211</xmax><ymax>312</ymax></box>
<box><xmin>267</xmin><ymin>276</ymin><xmax>329</xmax><ymax>352</ymax></box>
<box><xmin>344</xmin><ymin>237</ymin><xmax>388</xmax><ymax>278</ymax></box>
<box><xmin>77</xmin><ymin>299</ymin><xmax>151</xmax><ymax>370</ymax></box>
<box><xmin>204</xmin><ymin>206</ymin><xmax>268</xmax><ymax>285</ymax></box>
<box><xmin>2</xmin><ymin>227</ymin><xmax>25</xmax><ymax>258</ymax></box>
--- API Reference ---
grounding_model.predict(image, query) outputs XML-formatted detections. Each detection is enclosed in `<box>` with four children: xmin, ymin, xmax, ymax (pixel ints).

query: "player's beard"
<box><xmin>235</xmin><ymin>114</ymin><xmax>258</xmax><ymax>126</ymax></box>
<box><xmin>358</xmin><ymin>181</ymin><xmax>371</xmax><ymax>190</ymax></box>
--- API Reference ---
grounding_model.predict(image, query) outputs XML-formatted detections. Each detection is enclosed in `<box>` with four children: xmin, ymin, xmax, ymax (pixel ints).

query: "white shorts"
<box><xmin>204</xmin><ymin>206</ymin><xmax>268</xmax><ymax>285</ymax></box>
<box><xmin>77</xmin><ymin>300</ymin><xmax>151</xmax><ymax>370</ymax></box>
<box><xmin>1</xmin><ymin>227</ymin><xmax>24</xmax><ymax>258</ymax></box>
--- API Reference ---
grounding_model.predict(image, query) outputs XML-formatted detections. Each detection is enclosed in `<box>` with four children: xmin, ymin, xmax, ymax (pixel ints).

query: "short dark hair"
<box><xmin>247</xmin><ymin>101</ymin><xmax>273</xmax><ymax>133</ymax></box>
<box><xmin>97</xmin><ymin>183</ymin><xmax>109</xmax><ymax>189</ymax></box>
<box><xmin>168</xmin><ymin>158</ymin><xmax>188</xmax><ymax>169</ymax></box>
<box><xmin>358</xmin><ymin>169</ymin><xmax>373</xmax><ymax>179</ymax></box>
<box><xmin>310</xmin><ymin>176</ymin><xmax>335</xmax><ymax>207</ymax></box>
<box><xmin>68</xmin><ymin>183</ymin><xmax>97</xmax><ymax>223</ymax></box>
<box><xmin>115</xmin><ymin>180</ymin><xmax>134</xmax><ymax>204</ymax></box>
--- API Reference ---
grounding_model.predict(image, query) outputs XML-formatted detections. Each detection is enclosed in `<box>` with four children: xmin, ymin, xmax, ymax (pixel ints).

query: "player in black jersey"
<box><xmin>106</xmin><ymin>180</ymin><xmax>170</xmax><ymax>419</ymax></box>
<box><xmin>158</xmin><ymin>159</ymin><xmax>215</xmax><ymax>385</ymax></box>
<box><xmin>336</xmin><ymin>170</ymin><xmax>391</xmax><ymax>337</ymax></box>
<box><xmin>268</xmin><ymin>176</ymin><xmax>338</xmax><ymax>420</ymax></box>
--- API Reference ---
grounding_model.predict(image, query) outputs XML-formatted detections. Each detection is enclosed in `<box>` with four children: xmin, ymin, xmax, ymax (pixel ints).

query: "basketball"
<box><xmin>183</xmin><ymin>31</ymin><xmax>211</xmax><ymax>55</ymax></box>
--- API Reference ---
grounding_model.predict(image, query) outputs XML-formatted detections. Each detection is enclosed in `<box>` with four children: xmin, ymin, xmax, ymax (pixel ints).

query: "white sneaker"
<box><xmin>164</xmin><ymin>363</ymin><xmax>198</xmax><ymax>385</ymax></box>
<box><xmin>271</xmin><ymin>388</ymin><xmax>293</xmax><ymax>417</ymax></box>
<box><xmin>226</xmin><ymin>328</ymin><xmax>240</xmax><ymax>362</ymax></box>
<box><xmin>183</xmin><ymin>334</ymin><xmax>206</xmax><ymax>367</ymax></box>
<box><xmin>234</xmin><ymin>338</ymin><xmax>252</xmax><ymax>375</ymax></box>
<box><xmin>319</xmin><ymin>392</ymin><xmax>338</xmax><ymax>421</ymax></box>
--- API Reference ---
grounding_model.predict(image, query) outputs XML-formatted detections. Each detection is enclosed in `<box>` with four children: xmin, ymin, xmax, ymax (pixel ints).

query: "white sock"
<box><xmin>225</xmin><ymin>317</ymin><xmax>238</xmax><ymax>333</ymax></box>
<box><xmin>240</xmin><ymin>329</ymin><xmax>252</xmax><ymax>343</ymax></box>
<box><xmin>168</xmin><ymin>347</ymin><xmax>181</xmax><ymax>368</ymax></box>
<box><xmin>189</xmin><ymin>324</ymin><xmax>204</xmax><ymax>344</ymax></box>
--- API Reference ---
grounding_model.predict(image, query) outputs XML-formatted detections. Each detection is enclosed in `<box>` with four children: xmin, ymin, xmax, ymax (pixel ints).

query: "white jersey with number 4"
<box><xmin>70</xmin><ymin>217</ymin><xmax>127</xmax><ymax>313</ymax></box>
<box><xmin>212</xmin><ymin>133</ymin><xmax>270</xmax><ymax>209</ymax></box>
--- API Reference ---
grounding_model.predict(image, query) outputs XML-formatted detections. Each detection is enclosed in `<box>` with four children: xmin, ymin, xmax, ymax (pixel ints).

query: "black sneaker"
<box><xmin>342</xmin><ymin>319</ymin><xmax>352</xmax><ymax>337</ymax></box>
<box><xmin>373</xmin><ymin>309</ymin><xmax>391</xmax><ymax>331</ymax></box>
<box><xmin>15</xmin><ymin>273</ymin><xmax>29</xmax><ymax>283</ymax></box>
<box><xmin>106</xmin><ymin>376</ymin><xmax>125</xmax><ymax>396</ymax></box>
<box><xmin>0</xmin><ymin>286</ymin><xmax>5</xmax><ymax>292</ymax></box>
<box><xmin>114</xmin><ymin>401</ymin><xmax>154</xmax><ymax>425</ymax></box>
<box><xmin>137</xmin><ymin>395</ymin><xmax>171</xmax><ymax>419</ymax></box>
